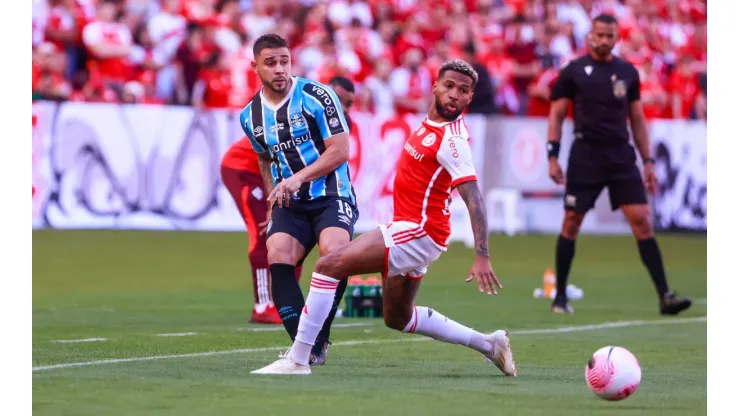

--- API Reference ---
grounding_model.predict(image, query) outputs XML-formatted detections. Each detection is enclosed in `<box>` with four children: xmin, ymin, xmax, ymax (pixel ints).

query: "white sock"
<box><xmin>403</xmin><ymin>306</ymin><xmax>491</xmax><ymax>355</ymax></box>
<box><xmin>289</xmin><ymin>273</ymin><xmax>339</xmax><ymax>366</ymax></box>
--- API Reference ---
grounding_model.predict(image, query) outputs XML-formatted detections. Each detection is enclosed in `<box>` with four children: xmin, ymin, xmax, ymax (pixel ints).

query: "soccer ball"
<box><xmin>585</xmin><ymin>346</ymin><xmax>641</xmax><ymax>401</ymax></box>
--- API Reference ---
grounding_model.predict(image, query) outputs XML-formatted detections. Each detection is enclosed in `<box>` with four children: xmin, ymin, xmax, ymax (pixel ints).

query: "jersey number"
<box><xmin>337</xmin><ymin>200</ymin><xmax>353</xmax><ymax>219</ymax></box>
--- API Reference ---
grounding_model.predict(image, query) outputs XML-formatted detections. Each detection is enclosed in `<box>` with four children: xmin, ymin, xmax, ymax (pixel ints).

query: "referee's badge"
<box><xmin>613</xmin><ymin>79</ymin><xmax>627</xmax><ymax>98</ymax></box>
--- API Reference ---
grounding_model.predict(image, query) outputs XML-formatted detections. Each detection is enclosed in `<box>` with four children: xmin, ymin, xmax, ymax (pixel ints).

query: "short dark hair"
<box><xmin>593</xmin><ymin>14</ymin><xmax>618</xmax><ymax>25</ymax></box>
<box><xmin>253</xmin><ymin>34</ymin><xmax>289</xmax><ymax>58</ymax></box>
<box><xmin>438</xmin><ymin>59</ymin><xmax>479</xmax><ymax>87</ymax></box>
<box><xmin>328</xmin><ymin>76</ymin><xmax>355</xmax><ymax>93</ymax></box>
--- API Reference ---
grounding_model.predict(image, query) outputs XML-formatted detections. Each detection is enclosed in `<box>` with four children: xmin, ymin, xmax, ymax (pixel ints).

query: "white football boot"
<box><xmin>251</xmin><ymin>357</ymin><xmax>311</xmax><ymax>375</ymax></box>
<box><xmin>483</xmin><ymin>329</ymin><xmax>517</xmax><ymax>376</ymax></box>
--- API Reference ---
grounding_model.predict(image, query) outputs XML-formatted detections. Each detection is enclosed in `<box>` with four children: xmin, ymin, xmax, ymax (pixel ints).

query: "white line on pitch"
<box><xmin>239</xmin><ymin>322</ymin><xmax>373</xmax><ymax>332</ymax></box>
<box><xmin>155</xmin><ymin>332</ymin><xmax>198</xmax><ymax>337</ymax></box>
<box><xmin>53</xmin><ymin>338</ymin><xmax>108</xmax><ymax>344</ymax></box>
<box><xmin>33</xmin><ymin>316</ymin><xmax>705</xmax><ymax>372</ymax></box>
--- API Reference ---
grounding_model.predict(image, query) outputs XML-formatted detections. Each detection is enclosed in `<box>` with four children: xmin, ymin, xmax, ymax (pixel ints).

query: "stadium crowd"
<box><xmin>32</xmin><ymin>0</ymin><xmax>707</xmax><ymax>119</ymax></box>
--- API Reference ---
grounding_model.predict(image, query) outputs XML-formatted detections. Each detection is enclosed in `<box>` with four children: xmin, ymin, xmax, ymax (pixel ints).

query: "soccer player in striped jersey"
<box><xmin>239</xmin><ymin>34</ymin><xmax>358</xmax><ymax>364</ymax></box>
<box><xmin>251</xmin><ymin>60</ymin><xmax>516</xmax><ymax>377</ymax></box>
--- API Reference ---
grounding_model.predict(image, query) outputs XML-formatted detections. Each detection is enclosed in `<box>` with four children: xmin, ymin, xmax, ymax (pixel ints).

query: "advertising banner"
<box><xmin>481</xmin><ymin>117</ymin><xmax>633</xmax><ymax>235</ymax></box>
<box><xmin>32</xmin><ymin>102</ymin><xmax>706</xmax><ymax>236</ymax></box>
<box><xmin>650</xmin><ymin>120</ymin><xmax>707</xmax><ymax>231</ymax></box>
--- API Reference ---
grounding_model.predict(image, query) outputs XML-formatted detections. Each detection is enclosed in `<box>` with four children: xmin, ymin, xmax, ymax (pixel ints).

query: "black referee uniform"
<box><xmin>545</xmin><ymin>14</ymin><xmax>692</xmax><ymax>317</ymax></box>
<box><xmin>550</xmin><ymin>54</ymin><xmax>647</xmax><ymax>213</ymax></box>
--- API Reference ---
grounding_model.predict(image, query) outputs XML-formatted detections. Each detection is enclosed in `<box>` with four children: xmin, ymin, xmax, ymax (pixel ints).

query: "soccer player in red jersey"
<box><xmin>252</xmin><ymin>60</ymin><xmax>517</xmax><ymax>376</ymax></box>
<box><xmin>221</xmin><ymin>138</ymin><xmax>288</xmax><ymax>324</ymax></box>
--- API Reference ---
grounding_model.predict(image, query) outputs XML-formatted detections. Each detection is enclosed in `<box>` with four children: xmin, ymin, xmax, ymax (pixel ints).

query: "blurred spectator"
<box><xmin>390</xmin><ymin>47</ymin><xmax>432</xmax><ymax>116</ymax></box>
<box><xmin>192</xmin><ymin>50</ymin><xmax>232</xmax><ymax>108</ymax></box>
<box><xmin>174</xmin><ymin>23</ymin><xmax>217</xmax><ymax>105</ymax></box>
<box><xmin>45</xmin><ymin>0</ymin><xmax>87</xmax><ymax>79</ymax></box>
<box><xmin>82</xmin><ymin>0</ymin><xmax>133</xmax><ymax>94</ymax></box>
<box><xmin>696</xmin><ymin>71</ymin><xmax>707</xmax><ymax>121</ymax></box>
<box><xmin>240</xmin><ymin>0</ymin><xmax>277</xmax><ymax>45</ymax></box>
<box><xmin>636</xmin><ymin>58</ymin><xmax>669</xmax><ymax>120</ymax></box>
<box><xmin>461</xmin><ymin>42</ymin><xmax>495</xmax><ymax>114</ymax></box>
<box><xmin>507</xmin><ymin>14</ymin><xmax>541</xmax><ymax>115</ymax></box>
<box><xmin>147</xmin><ymin>0</ymin><xmax>187</xmax><ymax>100</ymax></box>
<box><xmin>328</xmin><ymin>0</ymin><xmax>374</xmax><ymax>28</ymax></box>
<box><xmin>32</xmin><ymin>42</ymin><xmax>72</xmax><ymax>101</ymax></box>
<box><xmin>30</xmin><ymin>0</ymin><xmax>707</xmax><ymax>120</ymax></box>
<box><xmin>362</xmin><ymin>58</ymin><xmax>395</xmax><ymax>116</ymax></box>
<box><xmin>667</xmin><ymin>53</ymin><xmax>701</xmax><ymax>119</ymax></box>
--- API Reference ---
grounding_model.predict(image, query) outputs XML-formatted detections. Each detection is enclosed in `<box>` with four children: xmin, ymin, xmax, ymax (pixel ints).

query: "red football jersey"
<box><xmin>392</xmin><ymin>116</ymin><xmax>477</xmax><ymax>248</ymax></box>
<box><xmin>221</xmin><ymin>138</ymin><xmax>261</xmax><ymax>174</ymax></box>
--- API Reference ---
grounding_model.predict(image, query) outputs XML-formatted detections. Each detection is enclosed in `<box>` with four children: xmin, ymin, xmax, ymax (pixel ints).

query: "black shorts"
<box><xmin>564</xmin><ymin>141</ymin><xmax>648</xmax><ymax>213</ymax></box>
<box><xmin>266</xmin><ymin>196</ymin><xmax>359</xmax><ymax>251</ymax></box>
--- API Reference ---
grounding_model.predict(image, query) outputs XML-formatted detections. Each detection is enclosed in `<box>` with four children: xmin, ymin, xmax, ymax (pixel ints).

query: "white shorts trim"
<box><xmin>379</xmin><ymin>221</ymin><xmax>444</xmax><ymax>279</ymax></box>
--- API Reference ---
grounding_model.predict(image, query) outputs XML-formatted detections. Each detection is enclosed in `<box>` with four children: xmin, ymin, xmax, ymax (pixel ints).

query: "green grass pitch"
<box><xmin>33</xmin><ymin>230</ymin><xmax>706</xmax><ymax>415</ymax></box>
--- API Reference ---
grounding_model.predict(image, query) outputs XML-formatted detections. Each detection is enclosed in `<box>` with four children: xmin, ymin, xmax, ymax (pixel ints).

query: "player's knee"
<box><xmin>318</xmin><ymin>240</ymin><xmax>346</xmax><ymax>257</ymax></box>
<box><xmin>628</xmin><ymin>212</ymin><xmax>653</xmax><ymax>239</ymax></box>
<box><xmin>562</xmin><ymin>211</ymin><xmax>584</xmax><ymax>239</ymax></box>
<box><xmin>317</xmin><ymin>229</ymin><xmax>351</xmax><ymax>257</ymax></box>
<box><xmin>267</xmin><ymin>250</ymin><xmax>299</xmax><ymax>266</ymax></box>
<box><xmin>314</xmin><ymin>249</ymin><xmax>344</xmax><ymax>277</ymax></box>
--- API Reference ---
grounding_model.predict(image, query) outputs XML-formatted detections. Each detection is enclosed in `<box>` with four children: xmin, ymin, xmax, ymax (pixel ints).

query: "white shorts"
<box><xmin>379</xmin><ymin>221</ymin><xmax>445</xmax><ymax>279</ymax></box>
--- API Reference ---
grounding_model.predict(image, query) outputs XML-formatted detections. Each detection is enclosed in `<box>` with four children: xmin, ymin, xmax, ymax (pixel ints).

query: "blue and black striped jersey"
<box><xmin>239</xmin><ymin>77</ymin><xmax>355</xmax><ymax>203</ymax></box>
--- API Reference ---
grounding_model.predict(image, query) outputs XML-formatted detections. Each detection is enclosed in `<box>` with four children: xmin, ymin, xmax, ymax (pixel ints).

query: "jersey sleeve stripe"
<box><xmin>304</xmin><ymin>94</ymin><xmax>333</xmax><ymax>135</ymax></box>
<box><xmin>451</xmin><ymin>175</ymin><xmax>477</xmax><ymax>187</ymax></box>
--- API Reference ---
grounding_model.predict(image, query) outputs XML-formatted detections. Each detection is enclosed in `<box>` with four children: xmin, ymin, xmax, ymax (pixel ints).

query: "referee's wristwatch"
<box><xmin>643</xmin><ymin>157</ymin><xmax>656</xmax><ymax>165</ymax></box>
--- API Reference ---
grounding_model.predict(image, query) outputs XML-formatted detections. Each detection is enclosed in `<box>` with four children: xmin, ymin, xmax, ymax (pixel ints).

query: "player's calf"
<box><xmin>266</xmin><ymin>235</ymin><xmax>307</xmax><ymax>340</ymax></box>
<box><xmin>553</xmin><ymin>211</ymin><xmax>583</xmax><ymax>312</ymax></box>
<box><xmin>381</xmin><ymin>274</ymin><xmax>419</xmax><ymax>331</ymax></box>
<box><xmin>383</xmin><ymin>300</ymin><xmax>414</xmax><ymax>332</ymax></box>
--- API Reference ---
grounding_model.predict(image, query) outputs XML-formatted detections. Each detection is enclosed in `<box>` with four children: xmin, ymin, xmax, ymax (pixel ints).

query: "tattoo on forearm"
<box><xmin>456</xmin><ymin>181</ymin><xmax>489</xmax><ymax>257</ymax></box>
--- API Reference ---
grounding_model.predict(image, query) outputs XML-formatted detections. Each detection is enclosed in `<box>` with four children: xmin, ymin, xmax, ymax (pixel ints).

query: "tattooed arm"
<box><xmin>436</xmin><ymin>131</ymin><xmax>501</xmax><ymax>295</ymax></box>
<box><xmin>455</xmin><ymin>181</ymin><xmax>489</xmax><ymax>257</ymax></box>
<box><xmin>455</xmin><ymin>180</ymin><xmax>501</xmax><ymax>295</ymax></box>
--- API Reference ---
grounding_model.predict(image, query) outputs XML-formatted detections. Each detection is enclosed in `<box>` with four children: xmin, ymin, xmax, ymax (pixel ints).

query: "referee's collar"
<box><xmin>260</xmin><ymin>76</ymin><xmax>298</xmax><ymax>110</ymax></box>
<box><xmin>423</xmin><ymin>114</ymin><xmax>463</xmax><ymax>128</ymax></box>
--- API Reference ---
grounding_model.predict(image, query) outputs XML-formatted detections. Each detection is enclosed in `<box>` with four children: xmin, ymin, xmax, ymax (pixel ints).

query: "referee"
<box><xmin>546</xmin><ymin>14</ymin><xmax>692</xmax><ymax>316</ymax></box>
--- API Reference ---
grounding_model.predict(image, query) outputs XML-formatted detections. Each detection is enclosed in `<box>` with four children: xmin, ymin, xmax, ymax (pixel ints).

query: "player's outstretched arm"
<box><xmin>456</xmin><ymin>181</ymin><xmax>488</xmax><ymax>258</ymax></box>
<box><xmin>457</xmin><ymin>181</ymin><xmax>502</xmax><ymax>295</ymax></box>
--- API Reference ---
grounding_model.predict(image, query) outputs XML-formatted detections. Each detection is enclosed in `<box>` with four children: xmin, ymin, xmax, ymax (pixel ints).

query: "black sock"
<box><xmin>315</xmin><ymin>278</ymin><xmax>348</xmax><ymax>346</ymax></box>
<box><xmin>637</xmin><ymin>238</ymin><xmax>669</xmax><ymax>298</ymax></box>
<box><xmin>556</xmin><ymin>236</ymin><xmax>576</xmax><ymax>301</ymax></box>
<box><xmin>269</xmin><ymin>263</ymin><xmax>305</xmax><ymax>341</ymax></box>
